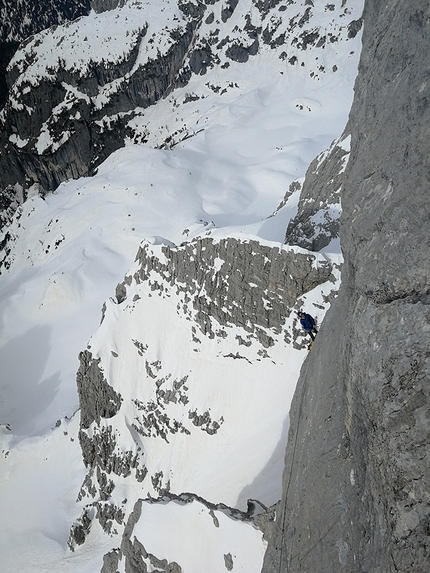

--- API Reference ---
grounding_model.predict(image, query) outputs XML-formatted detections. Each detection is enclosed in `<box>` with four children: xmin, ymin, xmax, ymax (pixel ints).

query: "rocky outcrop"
<box><xmin>72</xmin><ymin>232</ymin><xmax>340</xmax><ymax>567</ymax></box>
<box><xmin>98</xmin><ymin>495</ymin><xmax>259</xmax><ymax>573</ymax></box>
<box><xmin>77</xmin><ymin>349</ymin><xmax>123</xmax><ymax>430</ymax></box>
<box><xmin>262</xmin><ymin>1</ymin><xmax>430</xmax><ymax>572</ymax></box>
<box><xmin>92</xmin><ymin>0</ymin><xmax>127</xmax><ymax>13</ymax></box>
<box><xmin>284</xmin><ymin>135</ymin><xmax>350</xmax><ymax>251</ymax></box>
<box><xmin>77</xmin><ymin>234</ymin><xmax>337</xmax><ymax>476</ymax></box>
<box><xmin>131</xmin><ymin>237</ymin><xmax>335</xmax><ymax>346</ymax></box>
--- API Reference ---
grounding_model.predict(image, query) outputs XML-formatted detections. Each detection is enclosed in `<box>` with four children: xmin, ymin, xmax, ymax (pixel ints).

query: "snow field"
<box><xmin>88</xmin><ymin>272</ymin><xmax>301</xmax><ymax>508</ymax></box>
<box><xmin>0</xmin><ymin>0</ymin><xmax>364</xmax><ymax>569</ymax></box>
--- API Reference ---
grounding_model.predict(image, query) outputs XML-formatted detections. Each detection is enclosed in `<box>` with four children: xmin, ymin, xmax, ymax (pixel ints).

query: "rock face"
<box><xmin>283</xmin><ymin>134</ymin><xmax>351</xmax><ymax>251</ymax></box>
<box><xmin>76</xmin><ymin>349</ymin><xmax>123</xmax><ymax>430</ymax></box>
<box><xmin>262</xmin><ymin>1</ymin><xmax>430</xmax><ymax>572</ymax></box>
<box><xmin>0</xmin><ymin>0</ymin><xmax>91</xmax><ymax>230</ymax></box>
<box><xmin>131</xmin><ymin>237</ymin><xmax>334</xmax><ymax>345</ymax></box>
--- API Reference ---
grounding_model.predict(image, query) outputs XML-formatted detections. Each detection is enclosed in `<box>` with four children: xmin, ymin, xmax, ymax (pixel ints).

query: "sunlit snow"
<box><xmin>0</xmin><ymin>0</ymin><xmax>363</xmax><ymax>571</ymax></box>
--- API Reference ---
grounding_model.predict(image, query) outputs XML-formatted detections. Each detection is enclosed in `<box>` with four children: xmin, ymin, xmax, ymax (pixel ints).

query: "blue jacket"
<box><xmin>300</xmin><ymin>313</ymin><xmax>315</xmax><ymax>331</ymax></box>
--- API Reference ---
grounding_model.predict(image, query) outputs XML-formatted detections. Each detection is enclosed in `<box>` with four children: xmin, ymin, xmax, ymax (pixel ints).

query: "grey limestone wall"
<box><xmin>262</xmin><ymin>1</ymin><xmax>430</xmax><ymax>571</ymax></box>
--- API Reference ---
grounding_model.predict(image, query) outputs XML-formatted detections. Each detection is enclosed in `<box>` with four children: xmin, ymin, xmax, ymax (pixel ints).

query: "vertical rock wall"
<box><xmin>262</xmin><ymin>1</ymin><xmax>430</xmax><ymax>572</ymax></box>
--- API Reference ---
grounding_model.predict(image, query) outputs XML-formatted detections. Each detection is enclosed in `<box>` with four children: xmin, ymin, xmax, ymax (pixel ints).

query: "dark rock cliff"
<box><xmin>262</xmin><ymin>1</ymin><xmax>430</xmax><ymax>572</ymax></box>
<box><xmin>0</xmin><ymin>0</ymin><xmax>91</xmax><ymax>229</ymax></box>
<box><xmin>0</xmin><ymin>0</ymin><xmax>91</xmax><ymax>107</ymax></box>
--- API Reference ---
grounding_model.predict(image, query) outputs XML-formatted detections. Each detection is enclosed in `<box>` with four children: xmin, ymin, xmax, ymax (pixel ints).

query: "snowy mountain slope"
<box><xmin>0</xmin><ymin>1</ymin><xmax>364</xmax><ymax>571</ymax></box>
<box><xmin>68</xmin><ymin>235</ymin><xmax>339</xmax><ymax>572</ymax></box>
<box><xmin>0</xmin><ymin>141</ymin><xmax>342</xmax><ymax>571</ymax></box>
<box><xmin>74</xmin><ymin>236</ymin><xmax>337</xmax><ymax>509</ymax></box>
<box><xmin>0</xmin><ymin>0</ymin><xmax>363</xmax><ymax>200</ymax></box>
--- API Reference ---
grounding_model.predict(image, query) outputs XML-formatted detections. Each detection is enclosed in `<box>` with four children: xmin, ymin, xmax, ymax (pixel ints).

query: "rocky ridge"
<box><xmin>0</xmin><ymin>0</ymin><xmax>92</xmax><ymax>229</ymax></box>
<box><xmin>70</xmin><ymin>234</ymin><xmax>340</xmax><ymax>568</ymax></box>
<box><xmin>262</xmin><ymin>1</ymin><xmax>430</xmax><ymax>571</ymax></box>
<box><xmin>283</xmin><ymin>132</ymin><xmax>350</xmax><ymax>250</ymax></box>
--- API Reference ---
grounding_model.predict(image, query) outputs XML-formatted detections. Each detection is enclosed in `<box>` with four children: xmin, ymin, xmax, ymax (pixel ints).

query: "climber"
<box><xmin>297</xmin><ymin>311</ymin><xmax>318</xmax><ymax>341</ymax></box>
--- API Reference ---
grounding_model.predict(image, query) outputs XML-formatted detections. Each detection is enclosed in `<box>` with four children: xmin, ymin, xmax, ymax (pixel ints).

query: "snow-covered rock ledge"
<box><xmin>72</xmin><ymin>234</ymin><xmax>340</xmax><ymax>569</ymax></box>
